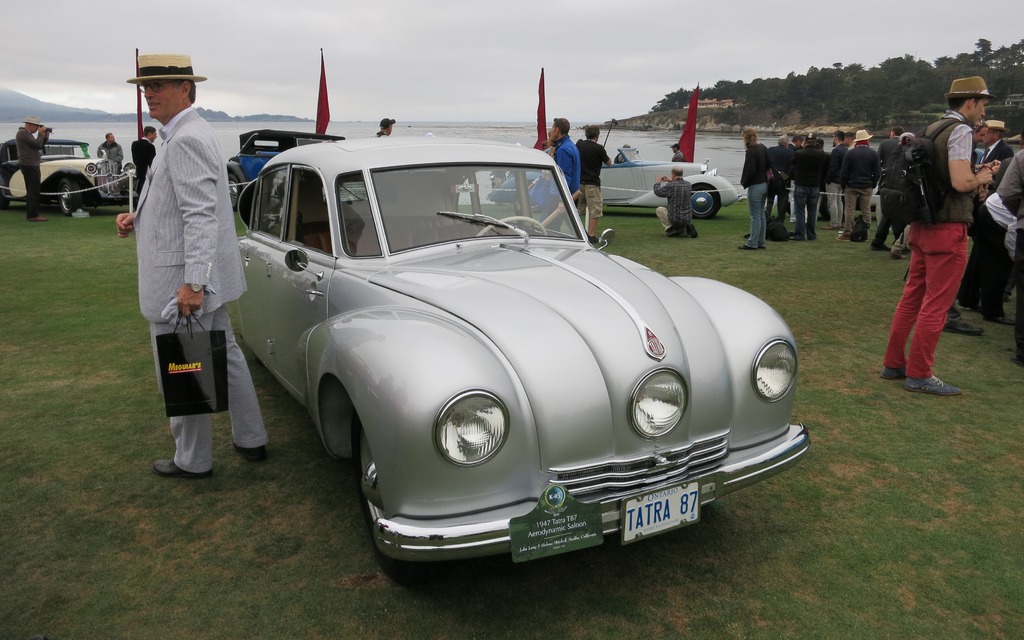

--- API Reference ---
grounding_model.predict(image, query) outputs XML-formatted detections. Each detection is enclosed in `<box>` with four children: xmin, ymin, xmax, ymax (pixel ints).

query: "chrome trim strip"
<box><xmin>368</xmin><ymin>423</ymin><xmax>810</xmax><ymax>561</ymax></box>
<box><xmin>508</xmin><ymin>246</ymin><xmax>665</xmax><ymax>361</ymax></box>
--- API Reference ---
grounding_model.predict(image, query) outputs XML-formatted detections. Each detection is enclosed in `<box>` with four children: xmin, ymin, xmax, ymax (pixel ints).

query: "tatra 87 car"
<box><xmin>234</xmin><ymin>137</ymin><xmax>809</xmax><ymax>582</ymax></box>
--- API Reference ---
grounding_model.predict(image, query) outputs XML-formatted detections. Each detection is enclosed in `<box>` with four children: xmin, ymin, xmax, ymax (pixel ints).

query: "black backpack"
<box><xmin>766</xmin><ymin>216</ymin><xmax>790</xmax><ymax>241</ymax></box>
<box><xmin>850</xmin><ymin>217</ymin><xmax>869</xmax><ymax>242</ymax></box>
<box><xmin>877</xmin><ymin>119</ymin><xmax>959</xmax><ymax>226</ymax></box>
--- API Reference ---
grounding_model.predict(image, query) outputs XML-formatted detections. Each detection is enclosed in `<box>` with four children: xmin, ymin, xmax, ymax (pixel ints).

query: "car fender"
<box><xmin>667</xmin><ymin>275</ymin><xmax>798</xmax><ymax>448</ymax></box>
<box><xmin>305</xmin><ymin>306</ymin><xmax>547</xmax><ymax>518</ymax></box>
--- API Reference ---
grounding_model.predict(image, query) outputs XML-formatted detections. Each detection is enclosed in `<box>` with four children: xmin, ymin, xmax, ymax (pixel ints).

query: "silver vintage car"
<box><xmin>234</xmin><ymin>137</ymin><xmax>809</xmax><ymax>582</ymax></box>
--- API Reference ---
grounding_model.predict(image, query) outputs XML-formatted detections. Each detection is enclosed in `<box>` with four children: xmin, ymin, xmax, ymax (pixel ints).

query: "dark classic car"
<box><xmin>0</xmin><ymin>138</ymin><xmax>135</xmax><ymax>215</ymax></box>
<box><xmin>226</xmin><ymin>129</ymin><xmax>345</xmax><ymax>206</ymax></box>
<box><xmin>233</xmin><ymin>137</ymin><xmax>810</xmax><ymax>582</ymax></box>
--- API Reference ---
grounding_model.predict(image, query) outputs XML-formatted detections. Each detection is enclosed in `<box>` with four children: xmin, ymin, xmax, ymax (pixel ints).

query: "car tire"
<box><xmin>58</xmin><ymin>177</ymin><xmax>83</xmax><ymax>216</ymax></box>
<box><xmin>354</xmin><ymin>421</ymin><xmax>425</xmax><ymax>585</ymax></box>
<box><xmin>690</xmin><ymin>183</ymin><xmax>721</xmax><ymax>219</ymax></box>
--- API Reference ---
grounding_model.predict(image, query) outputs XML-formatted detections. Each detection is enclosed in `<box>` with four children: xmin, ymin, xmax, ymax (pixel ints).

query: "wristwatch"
<box><xmin>188</xmin><ymin>283</ymin><xmax>203</xmax><ymax>293</ymax></box>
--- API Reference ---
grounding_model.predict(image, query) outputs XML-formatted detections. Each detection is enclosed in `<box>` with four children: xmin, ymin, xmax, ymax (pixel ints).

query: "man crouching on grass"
<box><xmin>116</xmin><ymin>53</ymin><xmax>268</xmax><ymax>477</ymax></box>
<box><xmin>654</xmin><ymin>166</ymin><xmax>697</xmax><ymax>238</ymax></box>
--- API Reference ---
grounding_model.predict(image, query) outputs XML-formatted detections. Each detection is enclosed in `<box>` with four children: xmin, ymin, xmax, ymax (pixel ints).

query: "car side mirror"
<box><xmin>595</xmin><ymin>228</ymin><xmax>615</xmax><ymax>250</ymax></box>
<box><xmin>285</xmin><ymin>248</ymin><xmax>324</xmax><ymax>281</ymax></box>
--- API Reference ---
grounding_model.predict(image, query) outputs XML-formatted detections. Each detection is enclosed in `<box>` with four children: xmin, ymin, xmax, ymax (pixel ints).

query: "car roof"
<box><xmin>263</xmin><ymin>137</ymin><xmax>557</xmax><ymax>175</ymax></box>
<box><xmin>2</xmin><ymin>138</ymin><xmax>87</xmax><ymax>147</ymax></box>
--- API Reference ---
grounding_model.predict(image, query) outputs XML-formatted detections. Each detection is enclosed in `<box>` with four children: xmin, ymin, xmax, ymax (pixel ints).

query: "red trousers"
<box><xmin>884</xmin><ymin>222</ymin><xmax>969</xmax><ymax>379</ymax></box>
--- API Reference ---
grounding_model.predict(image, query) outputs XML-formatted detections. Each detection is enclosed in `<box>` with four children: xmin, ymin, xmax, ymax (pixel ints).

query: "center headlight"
<box><xmin>434</xmin><ymin>391</ymin><xmax>509</xmax><ymax>466</ymax></box>
<box><xmin>630</xmin><ymin>369</ymin><xmax>686</xmax><ymax>439</ymax></box>
<box><xmin>752</xmin><ymin>339</ymin><xmax>797</xmax><ymax>402</ymax></box>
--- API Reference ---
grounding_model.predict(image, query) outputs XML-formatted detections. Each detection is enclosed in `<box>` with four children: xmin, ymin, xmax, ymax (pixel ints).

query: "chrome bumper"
<box><xmin>369</xmin><ymin>423</ymin><xmax>810</xmax><ymax>561</ymax></box>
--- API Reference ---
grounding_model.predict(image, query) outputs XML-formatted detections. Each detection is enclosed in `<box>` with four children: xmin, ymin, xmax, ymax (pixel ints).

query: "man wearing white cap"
<box><xmin>15</xmin><ymin>115</ymin><xmax>50</xmax><ymax>222</ymax></box>
<box><xmin>116</xmin><ymin>53</ymin><xmax>269</xmax><ymax>478</ymax></box>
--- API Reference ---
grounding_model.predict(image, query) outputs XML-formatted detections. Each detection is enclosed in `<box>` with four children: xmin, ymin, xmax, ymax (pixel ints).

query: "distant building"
<box><xmin>1005</xmin><ymin>93</ymin><xmax>1024</xmax><ymax>107</ymax></box>
<box><xmin>695</xmin><ymin>99</ymin><xmax>735</xmax><ymax>109</ymax></box>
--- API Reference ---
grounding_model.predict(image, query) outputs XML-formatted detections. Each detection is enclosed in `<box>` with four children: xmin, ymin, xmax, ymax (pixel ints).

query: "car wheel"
<box><xmin>690</xmin><ymin>184</ymin><xmax>721</xmax><ymax>219</ymax></box>
<box><xmin>0</xmin><ymin>176</ymin><xmax>10</xmax><ymax>210</ymax></box>
<box><xmin>355</xmin><ymin>421</ymin><xmax>425</xmax><ymax>585</ymax></box>
<box><xmin>58</xmin><ymin>178</ymin><xmax>83</xmax><ymax>216</ymax></box>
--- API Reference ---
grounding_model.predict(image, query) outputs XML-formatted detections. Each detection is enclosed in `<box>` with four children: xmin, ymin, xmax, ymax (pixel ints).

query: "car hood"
<box><xmin>366</xmin><ymin>243</ymin><xmax>725</xmax><ymax>467</ymax></box>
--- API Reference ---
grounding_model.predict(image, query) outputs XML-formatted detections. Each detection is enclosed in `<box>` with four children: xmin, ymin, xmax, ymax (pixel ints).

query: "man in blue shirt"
<box><xmin>549</xmin><ymin>117</ymin><xmax>581</xmax><ymax>197</ymax></box>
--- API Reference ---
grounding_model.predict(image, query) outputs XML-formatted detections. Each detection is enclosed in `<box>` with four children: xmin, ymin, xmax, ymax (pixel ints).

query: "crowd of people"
<box><xmin>738</xmin><ymin>76</ymin><xmax>1022</xmax><ymax>393</ymax></box>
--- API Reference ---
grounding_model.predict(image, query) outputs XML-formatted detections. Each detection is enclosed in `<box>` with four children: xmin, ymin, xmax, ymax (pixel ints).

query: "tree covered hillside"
<box><xmin>652</xmin><ymin>39</ymin><xmax>1024</xmax><ymax>130</ymax></box>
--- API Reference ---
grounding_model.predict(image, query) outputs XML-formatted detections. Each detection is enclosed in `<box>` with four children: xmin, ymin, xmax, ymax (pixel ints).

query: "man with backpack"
<box><xmin>840</xmin><ymin>130</ymin><xmax>881</xmax><ymax>242</ymax></box>
<box><xmin>881</xmin><ymin>77</ymin><xmax>1000</xmax><ymax>396</ymax></box>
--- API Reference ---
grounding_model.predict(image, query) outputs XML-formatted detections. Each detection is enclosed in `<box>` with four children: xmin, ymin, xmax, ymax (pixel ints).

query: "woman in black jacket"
<box><xmin>739</xmin><ymin>127</ymin><xmax>770</xmax><ymax>250</ymax></box>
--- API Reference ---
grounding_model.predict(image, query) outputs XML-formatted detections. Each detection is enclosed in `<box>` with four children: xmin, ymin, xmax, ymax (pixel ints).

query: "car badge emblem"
<box><xmin>644</xmin><ymin>327</ymin><xmax>666</xmax><ymax>361</ymax></box>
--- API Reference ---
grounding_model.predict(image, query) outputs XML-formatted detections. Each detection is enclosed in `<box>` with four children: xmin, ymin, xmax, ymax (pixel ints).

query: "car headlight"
<box><xmin>85</xmin><ymin>163</ymin><xmax>98</xmax><ymax>176</ymax></box>
<box><xmin>752</xmin><ymin>340</ymin><xmax>797</xmax><ymax>402</ymax></box>
<box><xmin>434</xmin><ymin>391</ymin><xmax>508</xmax><ymax>466</ymax></box>
<box><xmin>630</xmin><ymin>369</ymin><xmax>686</xmax><ymax>439</ymax></box>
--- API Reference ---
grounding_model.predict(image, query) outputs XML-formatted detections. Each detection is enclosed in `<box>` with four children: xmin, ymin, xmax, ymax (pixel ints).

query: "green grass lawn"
<box><xmin>1</xmin><ymin>202</ymin><xmax>1022</xmax><ymax>639</ymax></box>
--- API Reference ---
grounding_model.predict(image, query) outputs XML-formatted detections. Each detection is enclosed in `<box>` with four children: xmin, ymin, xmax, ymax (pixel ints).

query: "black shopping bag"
<box><xmin>155</xmin><ymin>318</ymin><xmax>229</xmax><ymax>417</ymax></box>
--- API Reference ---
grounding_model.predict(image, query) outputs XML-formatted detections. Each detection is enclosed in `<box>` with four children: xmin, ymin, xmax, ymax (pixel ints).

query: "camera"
<box><xmin>44</xmin><ymin>127</ymin><xmax>54</xmax><ymax>133</ymax></box>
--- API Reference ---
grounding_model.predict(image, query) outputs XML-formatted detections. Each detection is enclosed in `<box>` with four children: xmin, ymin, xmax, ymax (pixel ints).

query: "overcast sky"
<box><xmin>5</xmin><ymin>0</ymin><xmax>1021</xmax><ymax>123</ymax></box>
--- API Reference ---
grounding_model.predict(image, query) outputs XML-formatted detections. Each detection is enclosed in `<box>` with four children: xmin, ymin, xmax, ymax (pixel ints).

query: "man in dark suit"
<box><xmin>871</xmin><ymin>126</ymin><xmax>905</xmax><ymax>251</ymax></box>
<box><xmin>130</xmin><ymin>126</ymin><xmax>157</xmax><ymax>195</ymax></box>
<box><xmin>116</xmin><ymin>53</ymin><xmax>268</xmax><ymax>478</ymax></box>
<box><xmin>979</xmin><ymin>120</ymin><xmax>1014</xmax><ymax>166</ymax></box>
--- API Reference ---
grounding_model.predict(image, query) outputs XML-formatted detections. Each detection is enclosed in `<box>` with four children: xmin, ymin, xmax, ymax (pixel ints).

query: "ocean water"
<box><xmin>2</xmin><ymin>120</ymin><xmax>750</xmax><ymax>186</ymax></box>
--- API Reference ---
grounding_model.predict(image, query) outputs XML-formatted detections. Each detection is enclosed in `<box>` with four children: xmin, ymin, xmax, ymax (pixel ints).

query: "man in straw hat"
<box><xmin>15</xmin><ymin>115</ymin><xmax>51</xmax><ymax>222</ymax></box>
<box><xmin>116</xmin><ymin>53</ymin><xmax>268</xmax><ymax>477</ymax></box>
<box><xmin>881</xmin><ymin>76</ymin><xmax>1001</xmax><ymax>396</ymax></box>
<box><xmin>979</xmin><ymin>119</ymin><xmax>1014</xmax><ymax>166</ymax></box>
<box><xmin>839</xmin><ymin>129</ymin><xmax>880</xmax><ymax>240</ymax></box>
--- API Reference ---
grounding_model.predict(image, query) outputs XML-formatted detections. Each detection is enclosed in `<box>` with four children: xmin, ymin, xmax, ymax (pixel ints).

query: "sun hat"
<box><xmin>127</xmin><ymin>54</ymin><xmax>207</xmax><ymax>85</ymax></box>
<box><xmin>983</xmin><ymin>119</ymin><xmax>1007</xmax><ymax>132</ymax></box>
<box><xmin>23</xmin><ymin>115</ymin><xmax>42</xmax><ymax>125</ymax></box>
<box><xmin>944</xmin><ymin>76</ymin><xmax>993</xmax><ymax>100</ymax></box>
<box><xmin>853</xmin><ymin>129</ymin><xmax>871</xmax><ymax>143</ymax></box>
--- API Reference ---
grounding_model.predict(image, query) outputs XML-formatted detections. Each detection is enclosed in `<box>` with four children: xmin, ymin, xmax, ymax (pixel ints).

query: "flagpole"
<box><xmin>135</xmin><ymin>48</ymin><xmax>143</xmax><ymax>140</ymax></box>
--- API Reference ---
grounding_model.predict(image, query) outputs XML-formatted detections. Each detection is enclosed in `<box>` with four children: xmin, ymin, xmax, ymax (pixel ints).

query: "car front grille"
<box><xmin>548</xmin><ymin>432</ymin><xmax>730</xmax><ymax>503</ymax></box>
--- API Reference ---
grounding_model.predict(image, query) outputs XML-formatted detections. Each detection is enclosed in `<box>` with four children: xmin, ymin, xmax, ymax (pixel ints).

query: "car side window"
<box><xmin>285</xmin><ymin>167</ymin><xmax>334</xmax><ymax>255</ymax></box>
<box><xmin>336</xmin><ymin>173</ymin><xmax>382</xmax><ymax>258</ymax></box>
<box><xmin>255</xmin><ymin>166</ymin><xmax>288</xmax><ymax>239</ymax></box>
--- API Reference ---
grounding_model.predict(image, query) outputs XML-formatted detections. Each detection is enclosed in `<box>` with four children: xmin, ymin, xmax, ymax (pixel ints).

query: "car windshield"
<box><xmin>370</xmin><ymin>164</ymin><xmax>579</xmax><ymax>253</ymax></box>
<box><xmin>42</xmin><ymin>142</ymin><xmax>90</xmax><ymax>160</ymax></box>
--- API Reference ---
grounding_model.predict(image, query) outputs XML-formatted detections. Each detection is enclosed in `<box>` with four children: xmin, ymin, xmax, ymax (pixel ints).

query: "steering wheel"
<box><xmin>475</xmin><ymin>215</ymin><xmax>548</xmax><ymax>237</ymax></box>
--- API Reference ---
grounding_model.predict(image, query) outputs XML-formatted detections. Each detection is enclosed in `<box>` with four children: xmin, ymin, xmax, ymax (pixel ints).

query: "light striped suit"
<box><xmin>136</xmin><ymin>108</ymin><xmax>267</xmax><ymax>473</ymax></box>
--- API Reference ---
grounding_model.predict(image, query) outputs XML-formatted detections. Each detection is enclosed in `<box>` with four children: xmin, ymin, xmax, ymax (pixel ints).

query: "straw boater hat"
<box><xmin>23</xmin><ymin>115</ymin><xmax>42</xmax><ymax>126</ymax></box>
<box><xmin>944</xmin><ymin>76</ymin><xmax>994</xmax><ymax>100</ymax></box>
<box><xmin>984</xmin><ymin>119</ymin><xmax>1008</xmax><ymax>133</ymax></box>
<box><xmin>127</xmin><ymin>53</ymin><xmax>207</xmax><ymax>85</ymax></box>
<box><xmin>853</xmin><ymin>129</ymin><xmax>871</xmax><ymax>143</ymax></box>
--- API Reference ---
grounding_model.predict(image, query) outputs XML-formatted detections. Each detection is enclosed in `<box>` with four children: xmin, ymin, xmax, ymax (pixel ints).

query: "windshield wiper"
<box><xmin>436</xmin><ymin>210</ymin><xmax>529</xmax><ymax>241</ymax></box>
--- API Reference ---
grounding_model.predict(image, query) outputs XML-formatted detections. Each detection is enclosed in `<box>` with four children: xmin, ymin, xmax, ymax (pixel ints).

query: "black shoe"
<box><xmin>870</xmin><ymin>243</ymin><xmax>890</xmax><ymax>251</ymax></box>
<box><xmin>738</xmin><ymin>244</ymin><xmax>757</xmax><ymax>251</ymax></box>
<box><xmin>152</xmin><ymin>459</ymin><xmax>213</xmax><ymax>479</ymax></box>
<box><xmin>1011</xmin><ymin>354</ymin><xmax>1024</xmax><ymax>368</ymax></box>
<box><xmin>686</xmin><ymin>223</ymin><xmax>698</xmax><ymax>238</ymax></box>
<box><xmin>665</xmin><ymin>227</ymin><xmax>684</xmax><ymax>237</ymax></box>
<box><xmin>233</xmin><ymin>443</ymin><xmax>268</xmax><ymax>462</ymax></box>
<box><xmin>788</xmin><ymin>234</ymin><xmax>805</xmax><ymax>241</ymax></box>
<box><xmin>943</xmin><ymin>321</ymin><xmax>984</xmax><ymax>336</ymax></box>
<box><xmin>960</xmin><ymin>302</ymin><xmax>980</xmax><ymax>312</ymax></box>
<box><xmin>983</xmin><ymin>315</ymin><xmax>1015</xmax><ymax>325</ymax></box>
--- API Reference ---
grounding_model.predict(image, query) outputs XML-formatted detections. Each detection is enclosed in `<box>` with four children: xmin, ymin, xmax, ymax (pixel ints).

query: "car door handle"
<box><xmin>306</xmin><ymin>289</ymin><xmax>325</xmax><ymax>298</ymax></box>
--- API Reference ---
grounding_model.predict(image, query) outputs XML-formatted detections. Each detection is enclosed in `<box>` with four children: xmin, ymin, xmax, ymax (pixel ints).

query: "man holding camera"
<box><xmin>15</xmin><ymin>115</ymin><xmax>51</xmax><ymax>222</ymax></box>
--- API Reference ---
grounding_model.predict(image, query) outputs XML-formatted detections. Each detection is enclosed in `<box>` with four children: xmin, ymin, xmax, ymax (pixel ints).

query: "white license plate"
<box><xmin>621</xmin><ymin>481</ymin><xmax>700</xmax><ymax>544</ymax></box>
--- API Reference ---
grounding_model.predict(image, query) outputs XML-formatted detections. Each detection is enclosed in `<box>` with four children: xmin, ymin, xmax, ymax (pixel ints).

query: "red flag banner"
<box><xmin>316</xmin><ymin>49</ymin><xmax>330</xmax><ymax>135</ymax></box>
<box><xmin>534</xmin><ymin>68</ymin><xmax>546</xmax><ymax>150</ymax></box>
<box><xmin>678</xmin><ymin>86</ymin><xmax>700</xmax><ymax>162</ymax></box>
<box><xmin>135</xmin><ymin>48</ymin><xmax>143</xmax><ymax>139</ymax></box>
